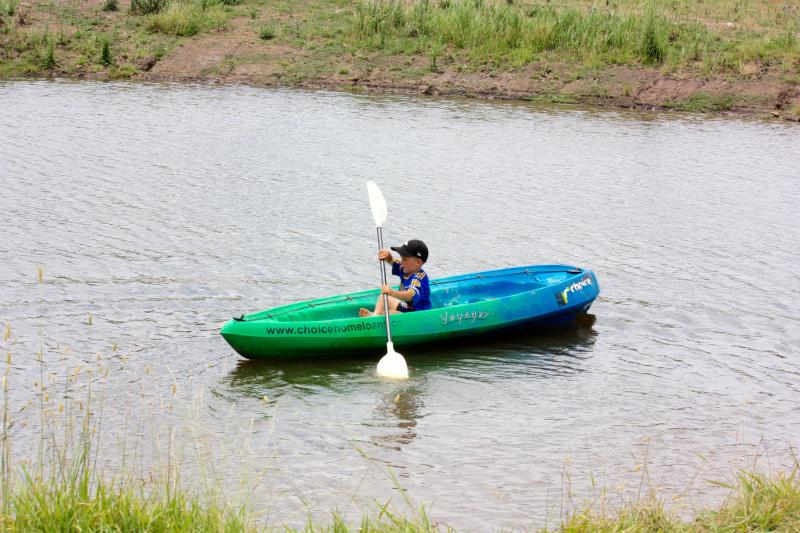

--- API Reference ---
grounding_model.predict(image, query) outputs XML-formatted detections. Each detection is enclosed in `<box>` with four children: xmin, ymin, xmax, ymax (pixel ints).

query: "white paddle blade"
<box><xmin>366</xmin><ymin>181</ymin><xmax>388</xmax><ymax>228</ymax></box>
<box><xmin>376</xmin><ymin>342</ymin><xmax>409</xmax><ymax>379</ymax></box>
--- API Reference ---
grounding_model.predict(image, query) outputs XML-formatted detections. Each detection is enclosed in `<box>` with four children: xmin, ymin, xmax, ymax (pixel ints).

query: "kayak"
<box><xmin>220</xmin><ymin>264</ymin><xmax>599</xmax><ymax>359</ymax></box>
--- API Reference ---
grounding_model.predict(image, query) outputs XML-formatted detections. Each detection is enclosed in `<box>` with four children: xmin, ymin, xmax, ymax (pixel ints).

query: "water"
<box><xmin>1</xmin><ymin>80</ymin><xmax>798</xmax><ymax>530</ymax></box>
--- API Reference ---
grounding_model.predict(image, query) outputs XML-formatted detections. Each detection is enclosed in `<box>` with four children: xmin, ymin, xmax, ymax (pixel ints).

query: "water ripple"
<box><xmin>1</xmin><ymin>80</ymin><xmax>798</xmax><ymax>530</ymax></box>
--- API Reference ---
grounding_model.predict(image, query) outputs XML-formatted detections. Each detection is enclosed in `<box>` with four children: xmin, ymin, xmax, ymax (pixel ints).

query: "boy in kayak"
<box><xmin>359</xmin><ymin>239</ymin><xmax>431</xmax><ymax>317</ymax></box>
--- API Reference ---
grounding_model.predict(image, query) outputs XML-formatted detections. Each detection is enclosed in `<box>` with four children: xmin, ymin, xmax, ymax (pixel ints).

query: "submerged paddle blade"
<box><xmin>376</xmin><ymin>342</ymin><xmax>409</xmax><ymax>379</ymax></box>
<box><xmin>367</xmin><ymin>181</ymin><xmax>388</xmax><ymax>228</ymax></box>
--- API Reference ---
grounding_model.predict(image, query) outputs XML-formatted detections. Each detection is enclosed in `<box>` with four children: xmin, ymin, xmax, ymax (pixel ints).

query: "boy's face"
<box><xmin>399</xmin><ymin>255</ymin><xmax>423</xmax><ymax>273</ymax></box>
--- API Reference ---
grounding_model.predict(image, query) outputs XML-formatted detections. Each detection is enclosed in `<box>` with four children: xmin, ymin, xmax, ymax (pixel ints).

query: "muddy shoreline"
<box><xmin>13</xmin><ymin>65</ymin><xmax>797</xmax><ymax>120</ymax></box>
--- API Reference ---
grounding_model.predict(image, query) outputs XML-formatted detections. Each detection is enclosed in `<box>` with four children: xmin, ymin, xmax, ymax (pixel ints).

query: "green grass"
<box><xmin>1</xmin><ymin>464</ymin><xmax>798</xmax><ymax>532</ymax></box>
<box><xmin>100</xmin><ymin>37</ymin><xmax>113</xmax><ymax>65</ymax></box>
<box><xmin>695</xmin><ymin>469</ymin><xmax>800</xmax><ymax>531</ymax></box>
<box><xmin>130</xmin><ymin>0</ymin><xmax>166</xmax><ymax>15</ymax></box>
<box><xmin>0</xmin><ymin>0</ymin><xmax>18</xmax><ymax>16</ymax></box>
<box><xmin>148</xmin><ymin>0</ymin><xmax>229</xmax><ymax>36</ymax></box>
<box><xmin>259</xmin><ymin>24</ymin><xmax>275</xmax><ymax>40</ymax></box>
<box><xmin>7</xmin><ymin>476</ymin><xmax>253</xmax><ymax>531</ymax></box>
<box><xmin>349</xmin><ymin>0</ymin><xmax>800</xmax><ymax>73</ymax></box>
<box><xmin>40</xmin><ymin>39</ymin><xmax>56</xmax><ymax>70</ymax></box>
<box><xmin>560</xmin><ymin>467</ymin><xmax>800</xmax><ymax>532</ymax></box>
<box><xmin>0</xmin><ymin>0</ymin><xmax>187</xmax><ymax>78</ymax></box>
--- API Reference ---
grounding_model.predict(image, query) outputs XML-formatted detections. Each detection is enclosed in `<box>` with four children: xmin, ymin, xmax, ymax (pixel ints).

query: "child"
<box><xmin>359</xmin><ymin>239</ymin><xmax>431</xmax><ymax>317</ymax></box>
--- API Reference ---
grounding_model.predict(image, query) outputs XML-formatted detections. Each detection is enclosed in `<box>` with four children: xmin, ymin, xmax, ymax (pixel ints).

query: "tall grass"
<box><xmin>9</xmin><ymin>478</ymin><xmax>253</xmax><ymax>531</ymax></box>
<box><xmin>40</xmin><ymin>38</ymin><xmax>56</xmax><ymax>69</ymax></box>
<box><xmin>147</xmin><ymin>0</ymin><xmax>227</xmax><ymax>36</ymax></box>
<box><xmin>100</xmin><ymin>37</ymin><xmax>113</xmax><ymax>65</ymax></box>
<box><xmin>350</xmin><ymin>0</ymin><xmax>799</xmax><ymax>71</ymax></box>
<box><xmin>559</xmin><ymin>467</ymin><xmax>800</xmax><ymax>532</ymax></box>
<box><xmin>0</xmin><ymin>338</ymin><xmax>253</xmax><ymax>531</ymax></box>
<box><xmin>695</xmin><ymin>468</ymin><xmax>800</xmax><ymax>531</ymax></box>
<box><xmin>640</xmin><ymin>9</ymin><xmax>664</xmax><ymax>64</ymax></box>
<box><xmin>0</xmin><ymin>0</ymin><xmax>18</xmax><ymax>16</ymax></box>
<box><xmin>130</xmin><ymin>0</ymin><xmax>165</xmax><ymax>15</ymax></box>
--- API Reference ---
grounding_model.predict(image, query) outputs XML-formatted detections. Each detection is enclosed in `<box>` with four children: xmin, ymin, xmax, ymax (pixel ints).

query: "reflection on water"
<box><xmin>225</xmin><ymin>320</ymin><xmax>597</xmax><ymax>399</ymax></box>
<box><xmin>372</xmin><ymin>385</ymin><xmax>424</xmax><ymax>450</ymax></box>
<box><xmin>1</xmin><ymin>80</ymin><xmax>798</xmax><ymax>530</ymax></box>
<box><xmin>407</xmin><ymin>319</ymin><xmax>597</xmax><ymax>377</ymax></box>
<box><xmin>224</xmin><ymin>322</ymin><xmax>597</xmax><ymax>454</ymax></box>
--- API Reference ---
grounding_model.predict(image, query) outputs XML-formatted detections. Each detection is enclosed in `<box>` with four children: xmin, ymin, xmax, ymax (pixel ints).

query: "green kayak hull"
<box><xmin>220</xmin><ymin>264</ymin><xmax>599</xmax><ymax>359</ymax></box>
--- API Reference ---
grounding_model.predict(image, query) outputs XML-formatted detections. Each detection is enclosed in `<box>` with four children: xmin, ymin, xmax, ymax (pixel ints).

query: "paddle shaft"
<box><xmin>376</xmin><ymin>227</ymin><xmax>394</xmax><ymax>344</ymax></box>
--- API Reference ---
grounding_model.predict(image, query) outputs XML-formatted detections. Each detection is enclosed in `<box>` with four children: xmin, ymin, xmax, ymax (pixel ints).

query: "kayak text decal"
<box><xmin>265</xmin><ymin>319</ymin><xmax>397</xmax><ymax>336</ymax></box>
<box><xmin>556</xmin><ymin>275</ymin><xmax>593</xmax><ymax>306</ymax></box>
<box><xmin>440</xmin><ymin>311</ymin><xmax>490</xmax><ymax>326</ymax></box>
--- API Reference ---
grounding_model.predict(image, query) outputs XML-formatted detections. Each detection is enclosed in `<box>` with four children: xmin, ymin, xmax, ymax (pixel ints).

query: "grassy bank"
<box><xmin>1</xmin><ymin>344</ymin><xmax>799</xmax><ymax>531</ymax></box>
<box><xmin>1</xmin><ymin>0</ymin><xmax>799</xmax><ymax>116</ymax></box>
<box><xmin>349</xmin><ymin>0</ymin><xmax>799</xmax><ymax>76</ymax></box>
<box><xmin>2</xmin><ymin>459</ymin><xmax>799</xmax><ymax>531</ymax></box>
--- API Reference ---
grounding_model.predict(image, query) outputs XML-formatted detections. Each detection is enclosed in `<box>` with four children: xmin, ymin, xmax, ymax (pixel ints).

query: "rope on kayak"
<box><xmin>232</xmin><ymin>268</ymin><xmax>582</xmax><ymax>321</ymax></box>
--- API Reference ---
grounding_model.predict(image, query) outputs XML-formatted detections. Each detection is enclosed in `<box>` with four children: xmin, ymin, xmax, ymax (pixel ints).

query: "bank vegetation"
<box><xmin>1</xmin><ymin>0</ymin><xmax>799</xmax><ymax>117</ymax></box>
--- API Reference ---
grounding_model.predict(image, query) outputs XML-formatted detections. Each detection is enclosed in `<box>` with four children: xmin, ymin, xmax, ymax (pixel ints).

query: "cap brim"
<box><xmin>390</xmin><ymin>245</ymin><xmax>412</xmax><ymax>257</ymax></box>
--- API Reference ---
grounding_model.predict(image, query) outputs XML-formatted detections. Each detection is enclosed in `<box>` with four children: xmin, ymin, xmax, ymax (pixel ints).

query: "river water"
<box><xmin>1</xmin><ymin>80</ymin><xmax>798</xmax><ymax>530</ymax></box>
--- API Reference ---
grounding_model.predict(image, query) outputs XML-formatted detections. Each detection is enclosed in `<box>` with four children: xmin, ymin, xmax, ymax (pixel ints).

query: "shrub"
<box><xmin>102</xmin><ymin>0</ymin><xmax>118</xmax><ymax>12</ymax></box>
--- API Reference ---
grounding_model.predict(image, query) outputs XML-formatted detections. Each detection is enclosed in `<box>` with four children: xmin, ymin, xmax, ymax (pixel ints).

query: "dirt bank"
<box><xmin>2</xmin><ymin>0</ymin><xmax>799</xmax><ymax>119</ymax></box>
<box><xmin>141</xmin><ymin>26</ymin><xmax>800</xmax><ymax>119</ymax></box>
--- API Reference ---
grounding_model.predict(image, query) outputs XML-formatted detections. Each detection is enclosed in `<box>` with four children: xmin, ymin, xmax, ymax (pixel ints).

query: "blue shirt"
<box><xmin>391</xmin><ymin>262</ymin><xmax>431</xmax><ymax>311</ymax></box>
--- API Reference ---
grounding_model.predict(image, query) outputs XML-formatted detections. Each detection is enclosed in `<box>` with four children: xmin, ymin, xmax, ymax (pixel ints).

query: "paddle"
<box><xmin>366</xmin><ymin>181</ymin><xmax>409</xmax><ymax>380</ymax></box>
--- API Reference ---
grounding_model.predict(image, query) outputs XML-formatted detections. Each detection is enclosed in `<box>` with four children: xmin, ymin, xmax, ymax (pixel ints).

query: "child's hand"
<box><xmin>378</xmin><ymin>249</ymin><xmax>392</xmax><ymax>261</ymax></box>
<box><xmin>380</xmin><ymin>285</ymin><xmax>392</xmax><ymax>295</ymax></box>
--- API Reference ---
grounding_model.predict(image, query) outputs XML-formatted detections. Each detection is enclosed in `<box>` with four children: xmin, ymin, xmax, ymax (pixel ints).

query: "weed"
<box><xmin>622</xmin><ymin>82</ymin><xmax>632</xmax><ymax>96</ymax></box>
<box><xmin>41</xmin><ymin>40</ymin><xmax>56</xmax><ymax>69</ymax></box>
<box><xmin>259</xmin><ymin>25</ymin><xmax>275</xmax><ymax>40</ymax></box>
<box><xmin>640</xmin><ymin>11</ymin><xmax>664</xmax><ymax>64</ymax></box>
<box><xmin>429</xmin><ymin>39</ymin><xmax>443</xmax><ymax>72</ymax></box>
<box><xmin>102</xmin><ymin>0</ymin><xmax>118</xmax><ymax>12</ymax></box>
<box><xmin>0</xmin><ymin>0</ymin><xmax>18</xmax><ymax>16</ymax></box>
<box><xmin>100</xmin><ymin>37</ymin><xmax>112</xmax><ymax>65</ymax></box>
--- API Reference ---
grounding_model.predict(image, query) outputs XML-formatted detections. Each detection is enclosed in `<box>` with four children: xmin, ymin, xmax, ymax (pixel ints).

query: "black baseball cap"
<box><xmin>391</xmin><ymin>239</ymin><xmax>428</xmax><ymax>262</ymax></box>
